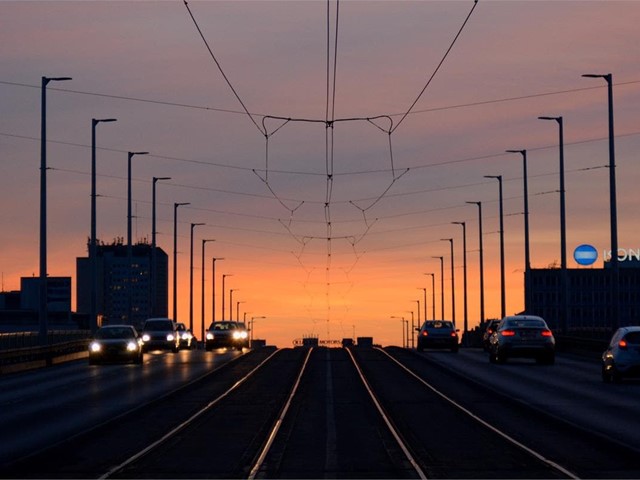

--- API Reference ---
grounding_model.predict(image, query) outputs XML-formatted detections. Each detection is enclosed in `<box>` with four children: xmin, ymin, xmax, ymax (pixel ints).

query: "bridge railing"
<box><xmin>0</xmin><ymin>330</ymin><xmax>92</xmax><ymax>374</ymax></box>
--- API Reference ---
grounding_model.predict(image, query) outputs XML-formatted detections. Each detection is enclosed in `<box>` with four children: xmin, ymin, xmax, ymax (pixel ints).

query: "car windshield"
<box><xmin>143</xmin><ymin>321</ymin><xmax>173</xmax><ymax>331</ymax></box>
<box><xmin>210</xmin><ymin>322</ymin><xmax>237</xmax><ymax>331</ymax></box>
<box><xmin>95</xmin><ymin>327</ymin><xmax>135</xmax><ymax>339</ymax></box>
<box><xmin>504</xmin><ymin>319</ymin><xmax>546</xmax><ymax>329</ymax></box>
<box><xmin>176</xmin><ymin>323</ymin><xmax>186</xmax><ymax>331</ymax></box>
<box><xmin>422</xmin><ymin>321</ymin><xmax>454</xmax><ymax>329</ymax></box>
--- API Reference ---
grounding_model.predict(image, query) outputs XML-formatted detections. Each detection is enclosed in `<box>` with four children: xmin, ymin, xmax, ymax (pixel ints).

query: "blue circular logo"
<box><xmin>574</xmin><ymin>244</ymin><xmax>598</xmax><ymax>266</ymax></box>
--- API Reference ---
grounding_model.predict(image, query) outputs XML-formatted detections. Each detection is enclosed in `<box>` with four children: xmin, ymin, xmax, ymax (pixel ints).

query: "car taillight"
<box><xmin>421</xmin><ymin>331</ymin><xmax>428</xmax><ymax>336</ymax></box>
<box><xmin>619</xmin><ymin>339</ymin><xmax>628</xmax><ymax>349</ymax></box>
<box><xmin>500</xmin><ymin>329</ymin><xmax>516</xmax><ymax>337</ymax></box>
<box><xmin>541</xmin><ymin>330</ymin><xmax>553</xmax><ymax>337</ymax></box>
<box><xmin>450</xmin><ymin>332</ymin><xmax>458</xmax><ymax>337</ymax></box>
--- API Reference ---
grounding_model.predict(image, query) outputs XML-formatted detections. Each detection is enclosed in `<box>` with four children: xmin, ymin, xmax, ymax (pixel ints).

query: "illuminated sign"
<box><xmin>574</xmin><ymin>244</ymin><xmax>598</xmax><ymax>266</ymax></box>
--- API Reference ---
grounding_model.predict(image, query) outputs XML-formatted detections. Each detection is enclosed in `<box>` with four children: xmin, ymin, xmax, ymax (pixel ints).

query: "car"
<box><xmin>601</xmin><ymin>326</ymin><xmax>640</xmax><ymax>383</ymax></box>
<box><xmin>175</xmin><ymin>322</ymin><xmax>195</xmax><ymax>350</ymax></box>
<box><xmin>140</xmin><ymin>317</ymin><xmax>180</xmax><ymax>353</ymax></box>
<box><xmin>482</xmin><ymin>319</ymin><xmax>502</xmax><ymax>352</ymax></box>
<box><xmin>205</xmin><ymin>321</ymin><xmax>249</xmax><ymax>351</ymax></box>
<box><xmin>488</xmin><ymin>315</ymin><xmax>555</xmax><ymax>364</ymax></box>
<box><xmin>416</xmin><ymin>320</ymin><xmax>459</xmax><ymax>352</ymax></box>
<box><xmin>88</xmin><ymin>325</ymin><xmax>144</xmax><ymax>365</ymax></box>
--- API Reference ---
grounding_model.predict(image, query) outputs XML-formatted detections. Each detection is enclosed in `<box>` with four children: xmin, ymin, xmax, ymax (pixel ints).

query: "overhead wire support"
<box><xmin>392</xmin><ymin>0</ymin><xmax>479</xmax><ymax>133</ymax></box>
<box><xmin>183</xmin><ymin>0</ymin><xmax>265</xmax><ymax>136</ymax></box>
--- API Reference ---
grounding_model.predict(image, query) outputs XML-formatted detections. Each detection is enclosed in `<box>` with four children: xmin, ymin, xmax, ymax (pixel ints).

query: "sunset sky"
<box><xmin>2</xmin><ymin>1</ymin><xmax>640</xmax><ymax>347</ymax></box>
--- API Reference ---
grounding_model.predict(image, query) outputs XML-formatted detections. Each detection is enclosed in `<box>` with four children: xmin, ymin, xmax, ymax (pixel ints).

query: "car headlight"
<box><xmin>142</xmin><ymin>334</ymin><xmax>150</xmax><ymax>342</ymax></box>
<box><xmin>89</xmin><ymin>342</ymin><xmax>102</xmax><ymax>353</ymax></box>
<box><xmin>166</xmin><ymin>334</ymin><xmax>175</xmax><ymax>341</ymax></box>
<box><xmin>126</xmin><ymin>341</ymin><xmax>138</xmax><ymax>352</ymax></box>
<box><xmin>232</xmin><ymin>331</ymin><xmax>248</xmax><ymax>340</ymax></box>
<box><xmin>181</xmin><ymin>332</ymin><xmax>192</xmax><ymax>340</ymax></box>
<box><xmin>206</xmin><ymin>332</ymin><xmax>214</xmax><ymax>340</ymax></box>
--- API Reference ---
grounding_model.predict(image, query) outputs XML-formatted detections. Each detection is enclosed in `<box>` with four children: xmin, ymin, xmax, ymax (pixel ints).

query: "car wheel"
<box><xmin>602</xmin><ymin>366</ymin><xmax>613</xmax><ymax>383</ymax></box>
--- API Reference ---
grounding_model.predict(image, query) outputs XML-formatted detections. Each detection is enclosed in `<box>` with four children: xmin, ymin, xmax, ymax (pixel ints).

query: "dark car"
<box><xmin>205</xmin><ymin>321</ymin><xmax>249</xmax><ymax>351</ymax></box>
<box><xmin>482</xmin><ymin>319</ymin><xmax>502</xmax><ymax>352</ymax></box>
<box><xmin>88</xmin><ymin>325</ymin><xmax>144</xmax><ymax>365</ymax></box>
<box><xmin>416</xmin><ymin>320</ymin><xmax>459</xmax><ymax>352</ymax></box>
<box><xmin>602</xmin><ymin>326</ymin><xmax>640</xmax><ymax>383</ymax></box>
<box><xmin>175</xmin><ymin>322</ymin><xmax>195</xmax><ymax>350</ymax></box>
<box><xmin>488</xmin><ymin>315</ymin><xmax>555</xmax><ymax>364</ymax></box>
<box><xmin>140</xmin><ymin>318</ymin><xmax>180</xmax><ymax>353</ymax></box>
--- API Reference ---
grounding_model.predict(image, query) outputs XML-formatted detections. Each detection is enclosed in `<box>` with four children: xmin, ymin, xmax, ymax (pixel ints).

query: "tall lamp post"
<box><xmin>90</xmin><ymin>117</ymin><xmax>117</xmax><ymax>334</ymax></box>
<box><xmin>212</xmin><ymin>258</ymin><xmax>224</xmax><ymax>322</ymax></box>
<box><xmin>172</xmin><ymin>202</ymin><xmax>190</xmax><ymax>322</ymax></box>
<box><xmin>431</xmin><ymin>257</ymin><xmax>444</xmax><ymax>320</ymax></box>
<box><xmin>538</xmin><ymin>116</ymin><xmax>567</xmax><ymax>333</ymax></box>
<box><xmin>151</xmin><ymin>176</ymin><xmax>171</xmax><ymax>317</ymax></box>
<box><xmin>189</xmin><ymin>222</ymin><xmax>204</xmax><ymax>332</ymax></box>
<box><xmin>466</xmin><ymin>201</ymin><xmax>485</xmax><ymax>327</ymax></box>
<box><xmin>391</xmin><ymin>316</ymin><xmax>406</xmax><ymax>347</ymax></box>
<box><xmin>222</xmin><ymin>274</ymin><xmax>232</xmax><ymax>320</ymax></box>
<box><xmin>453</xmin><ymin>221</ymin><xmax>468</xmax><ymax>343</ymax></box>
<box><xmin>418</xmin><ymin>288</ymin><xmax>427</xmax><ymax>324</ymax></box>
<box><xmin>424</xmin><ymin>273</ymin><xmax>435</xmax><ymax>321</ymax></box>
<box><xmin>126</xmin><ymin>151</ymin><xmax>148</xmax><ymax>325</ymax></box>
<box><xmin>405</xmin><ymin>311</ymin><xmax>413</xmax><ymax>348</ymax></box>
<box><xmin>251</xmin><ymin>316</ymin><xmax>266</xmax><ymax>345</ymax></box>
<box><xmin>230</xmin><ymin>289</ymin><xmax>239</xmax><ymax>320</ymax></box>
<box><xmin>484</xmin><ymin>175</ymin><xmax>506</xmax><ymax>318</ymax></box>
<box><xmin>201</xmin><ymin>239</ymin><xmax>215</xmax><ymax>344</ymax></box>
<box><xmin>583</xmin><ymin>73</ymin><xmax>619</xmax><ymax>330</ymax></box>
<box><xmin>237</xmin><ymin>301</ymin><xmax>246</xmax><ymax>325</ymax></box>
<box><xmin>39</xmin><ymin>75</ymin><xmax>72</xmax><ymax>344</ymax></box>
<box><xmin>441</xmin><ymin>238</ymin><xmax>455</xmax><ymax>325</ymax></box>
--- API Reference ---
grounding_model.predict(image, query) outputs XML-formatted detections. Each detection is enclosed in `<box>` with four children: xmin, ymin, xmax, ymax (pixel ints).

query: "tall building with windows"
<box><xmin>76</xmin><ymin>240</ymin><xmax>168</xmax><ymax>328</ymax></box>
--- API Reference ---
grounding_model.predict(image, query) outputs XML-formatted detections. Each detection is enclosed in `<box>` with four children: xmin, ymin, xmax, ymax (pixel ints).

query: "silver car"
<box><xmin>488</xmin><ymin>315</ymin><xmax>555</xmax><ymax>364</ymax></box>
<box><xmin>140</xmin><ymin>318</ymin><xmax>180</xmax><ymax>353</ymax></box>
<box><xmin>602</xmin><ymin>326</ymin><xmax>640</xmax><ymax>383</ymax></box>
<box><xmin>88</xmin><ymin>325</ymin><xmax>144</xmax><ymax>365</ymax></box>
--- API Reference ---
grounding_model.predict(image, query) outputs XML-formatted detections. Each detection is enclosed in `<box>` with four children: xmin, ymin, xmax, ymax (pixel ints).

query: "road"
<box><xmin>1</xmin><ymin>346</ymin><xmax>639</xmax><ymax>479</ymax></box>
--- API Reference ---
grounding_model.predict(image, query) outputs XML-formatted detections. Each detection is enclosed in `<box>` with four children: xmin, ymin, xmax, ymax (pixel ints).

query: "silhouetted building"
<box><xmin>76</xmin><ymin>241</ymin><xmax>168</xmax><ymax>328</ymax></box>
<box><xmin>527</xmin><ymin>259</ymin><xmax>640</xmax><ymax>336</ymax></box>
<box><xmin>0</xmin><ymin>291</ymin><xmax>21</xmax><ymax>310</ymax></box>
<box><xmin>21</xmin><ymin>276</ymin><xmax>71</xmax><ymax>312</ymax></box>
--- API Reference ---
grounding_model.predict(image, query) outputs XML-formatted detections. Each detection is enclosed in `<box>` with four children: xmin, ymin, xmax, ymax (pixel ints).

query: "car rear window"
<box><xmin>423</xmin><ymin>321</ymin><xmax>453</xmax><ymax>329</ymax></box>
<box><xmin>504</xmin><ymin>319</ymin><xmax>546</xmax><ymax>328</ymax></box>
<box><xmin>623</xmin><ymin>331</ymin><xmax>640</xmax><ymax>344</ymax></box>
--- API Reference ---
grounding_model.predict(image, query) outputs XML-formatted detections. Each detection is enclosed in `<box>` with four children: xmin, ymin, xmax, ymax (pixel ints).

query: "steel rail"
<box><xmin>247</xmin><ymin>347</ymin><xmax>313</xmax><ymax>479</ymax></box>
<box><xmin>378</xmin><ymin>347</ymin><xmax>579</xmax><ymax>479</ymax></box>
<box><xmin>99</xmin><ymin>348</ymin><xmax>282</xmax><ymax>479</ymax></box>
<box><xmin>346</xmin><ymin>348</ymin><xmax>427</xmax><ymax>480</ymax></box>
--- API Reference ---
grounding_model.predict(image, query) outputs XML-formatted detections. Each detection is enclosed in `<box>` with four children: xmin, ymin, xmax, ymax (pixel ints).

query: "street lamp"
<box><xmin>506</xmin><ymin>149</ymin><xmax>531</xmax><ymax>313</ymax></box>
<box><xmin>453</xmin><ymin>221</ymin><xmax>468</xmax><ymax>343</ymax></box>
<box><xmin>484</xmin><ymin>175</ymin><xmax>506</xmax><ymax>318</ymax></box>
<box><xmin>201</xmin><ymin>239</ymin><xmax>215</xmax><ymax>344</ymax></box>
<box><xmin>538</xmin><ymin>115</ymin><xmax>568</xmax><ymax>333</ymax></box>
<box><xmin>582</xmin><ymin>73</ymin><xmax>619</xmax><ymax>330</ymax></box>
<box><xmin>189</xmin><ymin>222</ymin><xmax>205</xmax><ymax>332</ymax></box>
<box><xmin>39</xmin><ymin>75</ymin><xmax>72</xmax><ymax>344</ymax></box>
<box><xmin>424</xmin><ymin>273</ymin><xmax>435</xmax><ymax>321</ymax></box>
<box><xmin>390</xmin><ymin>316</ymin><xmax>406</xmax><ymax>347</ymax></box>
<box><xmin>418</xmin><ymin>288</ymin><xmax>426</xmax><ymax>324</ymax></box>
<box><xmin>431</xmin><ymin>257</ymin><xmax>444</xmax><ymax>320</ymax></box>
<box><xmin>407</xmin><ymin>309</ymin><xmax>416</xmax><ymax>349</ymax></box>
<box><xmin>441</xmin><ymin>238</ymin><xmax>455</xmax><ymax>325</ymax></box>
<box><xmin>151</xmin><ymin>176</ymin><xmax>171</xmax><ymax>317</ymax></box>
<box><xmin>173</xmin><ymin>202</ymin><xmax>190</xmax><ymax>322</ymax></box>
<box><xmin>222</xmin><ymin>274</ymin><xmax>232</xmax><ymax>320</ymax></box>
<box><xmin>466</xmin><ymin>201</ymin><xmax>485</xmax><ymax>327</ymax></box>
<box><xmin>126</xmin><ymin>151</ymin><xmax>148</xmax><ymax>325</ymax></box>
<box><xmin>90</xmin><ymin>117</ymin><xmax>117</xmax><ymax>334</ymax></box>
<box><xmin>230</xmin><ymin>289</ymin><xmax>239</xmax><ymax>320</ymax></box>
<box><xmin>236</xmin><ymin>301</ymin><xmax>246</xmax><ymax>325</ymax></box>
<box><xmin>251</xmin><ymin>316</ymin><xmax>266</xmax><ymax>345</ymax></box>
<box><xmin>212</xmin><ymin>258</ymin><xmax>224</xmax><ymax>322</ymax></box>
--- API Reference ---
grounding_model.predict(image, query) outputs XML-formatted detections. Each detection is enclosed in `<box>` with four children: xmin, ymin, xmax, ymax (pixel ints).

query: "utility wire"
<box><xmin>392</xmin><ymin>0</ymin><xmax>479</xmax><ymax>133</ymax></box>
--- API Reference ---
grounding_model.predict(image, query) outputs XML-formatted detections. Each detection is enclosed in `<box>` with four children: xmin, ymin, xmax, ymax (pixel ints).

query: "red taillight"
<box><xmin>619</xmin><ymin>339</ymin><xmax>628</xmax><ymax>349</ymax></box>
<box><xmin>451</xmin><ymin>332</ymin><xmax>458</xmax><ymax>337</ymax></box>
<box><xmin>500</xmin><ymin>329</ymin><xmax>516</xmax><ymax>337</ymax></box>
<box><xmin>421</xmin><ymin>331</ymin><xmax>428</xmax><ymax>336</ymax></box>
<box><xmin>541</xmin><ymin>330</ymin><xmax>553</xmax><ymax>337</ymax></box>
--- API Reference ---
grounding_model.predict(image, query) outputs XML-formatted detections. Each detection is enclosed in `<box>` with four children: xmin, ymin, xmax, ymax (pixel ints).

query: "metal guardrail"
<box><xmin>0</xmin><ymin>330</ymin><xmax>92</xmax><ymax>374</ymax></box>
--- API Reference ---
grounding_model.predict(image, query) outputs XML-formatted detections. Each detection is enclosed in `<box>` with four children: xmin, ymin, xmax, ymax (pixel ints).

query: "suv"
<box><xmin>205</xmin><ymin>321</ymin><xmax>249</xmax><ymax>351</ymax></box>
<box><xmin>140</xmin><ymin>318</ymin><xmax>180</xmax><ymax>353</ymax></box>
<box><xmin>602</xmin><ymin>326</ymin><xmax>640</xmax><ymax>383</ymax></box>
<box><xmin>416</xmin><ymin>320</ymin><xmax>459</xmax><ymax>352</ymax></box>
<box><xmin>488</xmin><ymin>315</ymin><xmax>555</xmax><ymax>364</ymax></box>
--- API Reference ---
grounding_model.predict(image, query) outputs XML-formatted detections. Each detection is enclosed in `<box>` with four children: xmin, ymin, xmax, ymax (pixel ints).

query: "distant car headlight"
<box><xmin>167</xmin><ymin>334</ymin><xmax>175</xmax><ymax>341</ymax></box>
<box><xmin>126</xmin><ymin>341</ymin><xmax>138</xmax><ymax>352</ymax></box>
<box><xmin>206</xmin><ymin>332</ymin><xmax>214</xmax><ymax>340</ymax></box>
<box><xmin>89</xmin><ymin>342</ymin><xmax>102</xmax><ymax>353</ymax></box>
<box><xmin>142</xmin><ymin>334</ymin><xmax>150</xmax><ymax>342</ymax></box>
<box><xmin>181</xmin><ymin>332</ymin><xmax>192</xmax><ymax>340</ymax></box>
<box><xmin>233</xmin><ymin>331</ymin><xmax>248</xmax><ymax>340</ymax></box>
